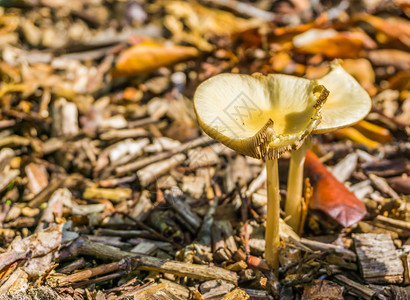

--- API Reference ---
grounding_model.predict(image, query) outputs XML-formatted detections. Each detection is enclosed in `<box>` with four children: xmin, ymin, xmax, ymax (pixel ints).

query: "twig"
<box><xmin>28</xmin><ymin>177</ymin><xmax>65</xmax><ymax>208</ymax></box>
<box><xmin>116</xmin><ymin>136</ymin><xmax>213</xmax><ymax>176</ymax></box>
<box><xmin>59</xmin><ymin>259</ymin><xmax>135</xmax><ymax>285</ymax></box>
<box><xmin>300</xmin><ymin>238</ymin><xmax>357</xmax><ymax>261</ymax></box>
<box><xmin>60</xmin><ymin>238</ymin><xmax>238</xmax><ymax>283</ymax></box>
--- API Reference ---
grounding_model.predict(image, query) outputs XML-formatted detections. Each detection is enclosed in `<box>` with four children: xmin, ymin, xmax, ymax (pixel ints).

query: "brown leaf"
<box><xmin>293</xmin><ymin>29</ymin><xmax>376</xmax><ymax>58</ymax></box>
<box><xmin>113</xmin><ymin>40</ymin><xmax>199</xmax><ymax>77</ymax></box>
<box><xmin>342</xmin><ymin>59</ymin><xmax>377</xmax><ymax>96</ymax></box>
<box><xmin>305</xmin><ymin>150</ymin><xmax>367</xmax><ymax>227</ymax></box>
<box><xmin>354</xmin><ymin>13</ymin><xmax>410</xmax><ymax>48</ymax></box>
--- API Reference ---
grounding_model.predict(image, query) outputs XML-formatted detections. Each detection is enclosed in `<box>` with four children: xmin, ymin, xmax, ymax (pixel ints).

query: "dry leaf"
<box><xmin>113</xmin><ymin>40</ymin><xmax>199</xmax><ymax>77</ymax></box>
<box><xmin>163</xmin><ymin>1</ymin><xmax>260</xmax><ymax>51</ymax></box>
<box><xmin>293</xmin><ymin>29</ymin><xmax>376</xmax><ymax>58</ymax></box>
<box><xmin>305</xmin><ymin>150</ymin><xmax>367</xmax><ymax>227</ymax></box>
<box><xmin>342</xmin><ymin>59</ymin><xmax>377</xmax><ymax>96</ymax></box>
<box><xmin>333</xmin><ymin>127</ymin><xmax>381</xmax><ymax>148</ymax></box>
<box><xmin>354</xmin><ymin>13</ymin><xmax>410</xmax><ymax>48</ymax></box>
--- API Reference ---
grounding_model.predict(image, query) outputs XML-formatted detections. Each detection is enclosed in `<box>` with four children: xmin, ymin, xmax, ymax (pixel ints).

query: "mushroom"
<box><xmin>285</xmin><ymin>60</ymin><xmax>372</xmax><ymax>232</ymax></box>
<box><xmin>193</xmin><ymin>73</ymin><xmax>329</xmax><ymax>269</ymax></box>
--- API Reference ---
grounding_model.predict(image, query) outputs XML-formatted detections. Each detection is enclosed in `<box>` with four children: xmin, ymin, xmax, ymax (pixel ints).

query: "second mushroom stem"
<box><xmin>265</xmin><ymin>158</ymin><xmax>280</xmax><ymax>271</ymax></box>
<box><xmin>285</xmin><ymin>141</ymin><xmax>308</xmax><ymax>233</ymax></box>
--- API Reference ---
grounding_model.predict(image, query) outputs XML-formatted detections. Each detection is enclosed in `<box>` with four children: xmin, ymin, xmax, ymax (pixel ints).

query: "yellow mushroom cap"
<box><xmin>193</xmin><ymin>73</ymin><xmax>329</xmax><ymax>159</ymax></box>
<box><xmin>314</xmin><ymin>60</ymin><xmax>372</xmax><ymax>134</ymax></box>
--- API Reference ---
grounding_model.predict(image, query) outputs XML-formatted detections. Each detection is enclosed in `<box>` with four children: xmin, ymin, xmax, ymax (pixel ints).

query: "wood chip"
<box><xmin>353</xmin><ymin>233</ymin><xmax>404</xmax><ymax>283</ymax></box>
<box><xmin>222</xmin><ymin>288</ymin><xmax>250</xmax><ymax>300</ymax></box>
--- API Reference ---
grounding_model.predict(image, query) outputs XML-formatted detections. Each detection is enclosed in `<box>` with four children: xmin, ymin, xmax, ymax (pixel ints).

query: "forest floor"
<box><xmin>0</xmin><ymin>0</ymin><xmax>409</xmax><ymax>299</ymax></box>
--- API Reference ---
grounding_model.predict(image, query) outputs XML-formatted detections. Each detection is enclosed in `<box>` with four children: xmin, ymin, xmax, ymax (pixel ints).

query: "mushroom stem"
<box><xmin>265</xmin><ymin>158</ymin><xmax>280</xmax><ymax>270</ymax></box>
<box><xmin>285</xmin><ymin>141</ymin><xmax>308</xmax><ymax>233</ymax></box>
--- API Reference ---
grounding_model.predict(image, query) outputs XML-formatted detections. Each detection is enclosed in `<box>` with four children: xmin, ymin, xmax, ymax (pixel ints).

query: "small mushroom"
<box><xmin>285</xmin><ymin>60</ymin><xmax>372</xmax><ymax>232</ymax></box>
<box><xmin>193</xmin><ymin>73</ymin><xmax>329</xmax><ymax>269</ymax></box>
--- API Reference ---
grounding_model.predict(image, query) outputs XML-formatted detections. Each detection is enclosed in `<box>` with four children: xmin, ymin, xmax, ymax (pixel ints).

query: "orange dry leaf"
<box><xmin>388</xmin><ymin>71</ymin><xmax>410</xmax><ymax>91</ymax></box>
<box><xmin>353</xmin><ymin>13</ymin><xmax>410</xmax><ymax>48</ymax></box>
<box><xmin>304</xmin><ymin>150</ymin><xmax>366</xmax><ymax>227</ymax></box>
<box><xmin>353</xmin><ymin>120</ymin><xmax>392</xmax><ymax>144</ymax></box>
<box><xmin>164</xmin><ymin>1</ymin><xmax>260</xmax><ymax>51</ymax></box>
<box><xmin>333</xmin><ymin>127</ymin><xmax>381</xmax><ymax>149</ymax></box>
<box><xmin>293</xmin><ymin>29</ymin><xmax>376</xmax><ymax>58</ymax></box>
<box><xmin>342</xmin><ymin>59</ymin><xmax>377</xmax><ymax>96</ymax></box>
<box><xmin>270</xmin><ymin>14</ymin><xmax>328</xmax><ymax>42</ymax></box>
<box><xmin>113</xmin><ymin>41</ymin><xmax>199</xmax><ymax>77</ymax></box>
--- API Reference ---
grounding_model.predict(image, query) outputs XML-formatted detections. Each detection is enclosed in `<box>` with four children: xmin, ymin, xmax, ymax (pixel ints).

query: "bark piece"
<box><xmin>0</xmin><ymin>224</ymin><xmax>64</xmax><ymax>271</ymax></box>
<box><xmin>369</xmin><ymin>174</ymin><xmax>399</xmax><ymax>199</ymax></box>
<box><xmin>222</xmin><ymin>288</ymin><xmax>250</xmax><ymax>300</ymax></box>
<box><xmin>182</xmin><ymin>175</ymin><xmax>206</xmax><ymax>198</ymax></box>
<box><xmin>51</xmin><ymin>98</ymin><xmax>79</xmax><ymax>137</ymax></box>
<box><xmin>215</xmin><ymin>220</ymin><xmax>238</xmax><ymax>254</ymax></box>
<box><xmin>199</xmin><ymin>279</ymin><xmax>236</xmax><ymax>299</ymax></box>
<box><xmin>244</xmin><ymin>289</ymin><xmax>273</xmax><ymax>300</ymax></box>
<box><xmin>116</xmin><ymin>135</ymin><xmax>212</xmax><ymax>176</ymax></box>
<box><xmin>158</xmin><ymin>279</ymin><xmax>191</xmax><ymax>300</ymax></box>
<box><xmin>212</xmin><ymin>222</ymin><xmax>231</xmax><ymax>263</ymax></box>
<box><xmin>83</xmin><ymin>187</ymin><xmax>132</xmax><ymax>202</ymax></box>
<box><xmin>333</xmin><ymin>274</ymin><xmax>375</xmax><ymax>299</ymax></box>
<box><xmin>375</xmin><ymin>215</ymin><xmax>410</xmax><ymax>231</ymax></box>
<box><xmin>117</xmin><ymin>282</ymin><xmax>188</xmax><ymax>300</ymax></box>
<box><xmin>36</xmin><ymin>188</ymin><xmax>70</xmax><ymax>232</ymax></box>
<box><xmin>129</xmin><ymin>190</ymin><xmax>153</xmax><ymax>222</ymax></box>
<box><xmin>130</xmin><ymin>241</ymin><xmax>157</xmax><ymax>255</ymax></box>
<box><xmin>25</xmin><ymin>163</ymin><xmax>49</xmax><ymax>195</ymax></box>
<box><xmin>137</xmin><ymin>153</ymin><xmax>186</xmax><ymax>186</ymax></box>
<box><xmin>302</xmin><ymin>280</ymin><xmax>343</xmax><ymax>300</ymax></box>
<box><xmin>164</xmin><ymin>188</ymin><xmax>201</xmax><ymax>233</ymax></box>
<box><xmin>57</xmin><ymin>258</ymin><xmax>86</xmax><ymax>274</ymax></box>
<box><xmin>107</xmin><ymin>138</ymin><xmax>149</xmax><ymax>163</ymax></box>
<box><xmin>330</xmin><ymin>152</ymin><xmax>357</xmax><ymax>183</ymax></box>
<box><xmin>0</xmin><ymin>148</ymin><xmax>14</xmax><ymax>172</ymax></box>
<box><xmin>28</xmin><ymin>177</ymin><xmax>65</xmax><ymax>208</ymax></box>
<box><xmin>353</xmin><ymin>233</ymin><xmax>404</xmax><ymax>284</ymax></box>
<box><xmin>0</xmin><ymin>268</ymin><xmax>28</xmax><ymax>295</ymax></box>
<box><xmin>100</xmin><ymin>128</ymin><xmax>148</xmax><ymax>141</ymax></box>
<box><xmin>0</xmin><ymin>169</ymin><xmax>19</xmax><ymax>194</ymax></box>
<box><xmin>400</xmin><ymin>246</ymin><xmax>410</xmax><ymax>285</ymax></box>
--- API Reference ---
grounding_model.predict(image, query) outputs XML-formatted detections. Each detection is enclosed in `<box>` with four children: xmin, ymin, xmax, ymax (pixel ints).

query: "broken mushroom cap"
<box><xmin>314</xmin><ymin>60</ymin><xmax>372</xmax><ymax>134</ymax></box>
<box><xmin>193</xmin><ymin>73</ymin><xmax>329</xmax><ymax>159</ymax></box>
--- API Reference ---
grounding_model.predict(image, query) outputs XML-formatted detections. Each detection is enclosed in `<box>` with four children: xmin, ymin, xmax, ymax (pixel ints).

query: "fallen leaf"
<box><xmin>164</xmin><ymin>1</ymin><xmax>260</xmax><ymax>51</ymax></box>
<box><xmin>388</xmin><ymin>71</ymin><xmax>410</xmax><ymax>90</ymax></box>
<box><xmin>353</xmin><ymin>120</ymin><xmax>392</xmax><ymax>144</ymax></box>
<box><xmin>293</xmin><ymin>29</ymin><xmax>376</xmax><ymax>58</ymax></box>
<box><xmin>305</xmin><ymin>150</ymin><xmax>367</xmax><ymax>227</ymax></box>
<box><xmin>354</xmin><ymin>13</ymin><xmax>410</xmax><ymax>48</ymax></box>
<box><xmin>113</xmin><ymin>40</ymin><xmax>199</xmax><ymax>77</ymax></box>
<box><xmin>333</xmin><ymin>127</ymin><xmax>381</xmax><ymax>149</ymax></box>
<box><xmin>342</xmin><ymin>59</ymin><xmax>377</xmax><ymax>96</ymax></box>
